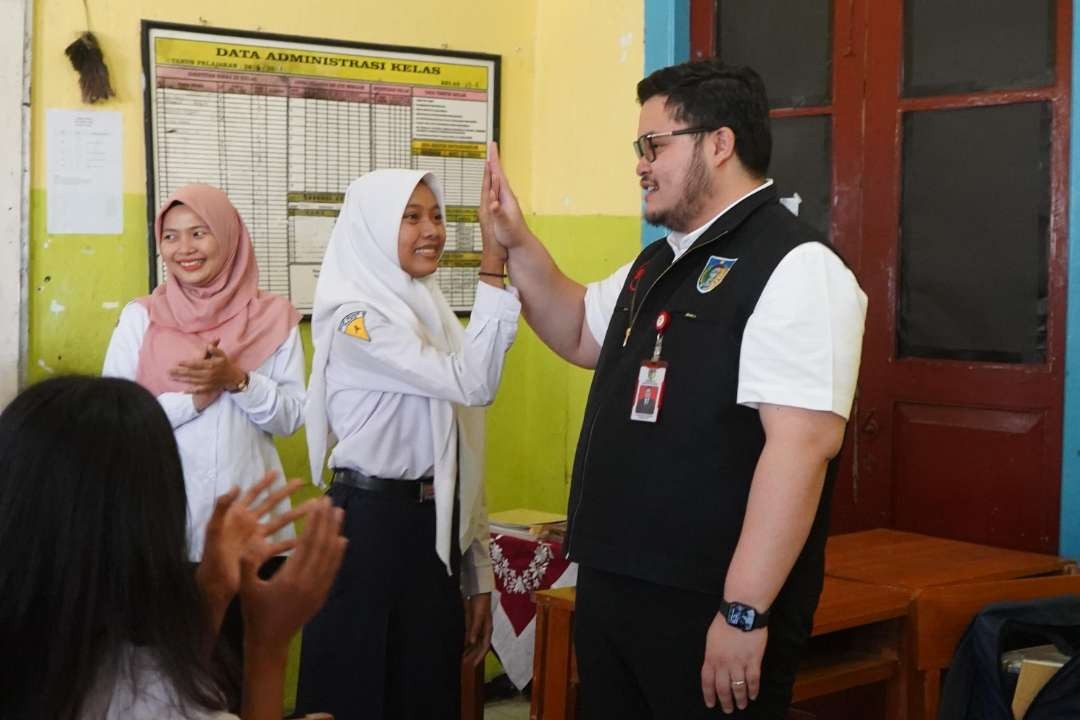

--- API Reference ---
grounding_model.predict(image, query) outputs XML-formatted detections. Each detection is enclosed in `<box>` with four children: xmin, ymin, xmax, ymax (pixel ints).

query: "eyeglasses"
<box><xmin>632</xmin><ymin>127</ymin><xmax>717</xmax><ymax>162</ymax></box>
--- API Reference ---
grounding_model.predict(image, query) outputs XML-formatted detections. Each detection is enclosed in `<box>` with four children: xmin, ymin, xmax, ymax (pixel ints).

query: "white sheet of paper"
<box><xmin>46</xmin><ymin>109</ymin><xmax>123</xmax><ymax>235</ymax></box>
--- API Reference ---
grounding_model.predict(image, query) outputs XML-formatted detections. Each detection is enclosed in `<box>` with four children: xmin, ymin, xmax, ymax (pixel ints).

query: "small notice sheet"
<box><xmin>46</xmin><ymin>109</ymin><xmax>123</xmax><ymax>235</ymax></box>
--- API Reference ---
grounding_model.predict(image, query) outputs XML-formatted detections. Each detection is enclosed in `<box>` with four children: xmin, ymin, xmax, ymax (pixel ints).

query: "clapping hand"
<box><xmin>169</xmin><ymin>339</ymin><xmax>247</xmax><ymax>406</ymax></box>
<box><xmin>196</xmin><ymin>471</ymin><xmax>307</xmax><ymax>606</ymax></box>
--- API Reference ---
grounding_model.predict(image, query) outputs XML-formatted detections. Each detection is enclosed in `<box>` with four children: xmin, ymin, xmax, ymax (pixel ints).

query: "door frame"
<box><xmin>0</xmin><ymin>0</ymin><xmax>32</xmax><ymax>406</ymax></box>
<box><xmin>1062</xmin><ymin>3</ymin><xmax>1080</xmax><ymax>559</ymax></box>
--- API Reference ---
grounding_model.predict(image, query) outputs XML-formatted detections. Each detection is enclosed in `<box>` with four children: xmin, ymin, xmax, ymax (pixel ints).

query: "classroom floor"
<box><xmin>484</xmin><ymin>694</ymin><xmax>530</xmax><ymax>720</ymax></box>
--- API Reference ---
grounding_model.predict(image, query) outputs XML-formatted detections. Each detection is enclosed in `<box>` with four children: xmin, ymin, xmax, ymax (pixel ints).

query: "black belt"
<box><xmin>331</xmin><ymin>468</ymin><xmax>435</xmax><ymax>503</ymax></box>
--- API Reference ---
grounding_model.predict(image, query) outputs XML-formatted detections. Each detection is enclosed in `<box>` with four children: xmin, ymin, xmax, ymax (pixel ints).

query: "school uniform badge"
<box><xmin>696</xmin><ymin>255</ymin><xmax>737</xmax><ymax>294</ymax></box>
<box><xmin>338</xmin><ymin>310</ymin><xmax>370</xmax><ymax>341</ymax></box>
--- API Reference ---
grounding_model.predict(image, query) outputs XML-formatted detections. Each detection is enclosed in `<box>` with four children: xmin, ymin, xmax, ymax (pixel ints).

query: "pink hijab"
<box><xmin>135</xmin><ymin>184</ymin><xmax>301</xmax><ymax>396</ymax></box>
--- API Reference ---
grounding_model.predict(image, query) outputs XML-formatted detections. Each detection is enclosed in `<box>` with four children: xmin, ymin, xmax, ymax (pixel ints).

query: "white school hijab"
<box><xmin>306</xmin><ymin>169</ymin><xmax>484</xmax><ymax>575</ymax></box>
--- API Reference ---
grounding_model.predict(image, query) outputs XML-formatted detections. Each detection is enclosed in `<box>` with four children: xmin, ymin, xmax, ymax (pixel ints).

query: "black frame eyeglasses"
<box><xmin>632</xmin><ymin>127</ymin><xmax>717</xmax><ymax>162</ymax></box>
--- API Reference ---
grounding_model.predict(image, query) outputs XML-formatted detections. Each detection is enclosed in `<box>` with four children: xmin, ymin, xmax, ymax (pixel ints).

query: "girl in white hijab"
<box><xmin>296</xmin><ymin>169</ymin><xmax>520</xmax><ymax>720</ymax></box>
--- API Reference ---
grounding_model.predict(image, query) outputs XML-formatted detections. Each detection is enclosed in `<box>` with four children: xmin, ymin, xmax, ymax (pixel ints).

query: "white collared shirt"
<box><xmin>324</xmin><ymin>281</ymin><xmax>521</xmax><ymax>594</ymax></box>
<box><xmin>102</xmin><ymin>302</ymin><xmax>304</xmax><ymax>560</ymax></box>
<box><xmin>583</xmin><ymin>184</ymin><xmax>867</xmax><ymax>420</ymax></box>
<box><xmin>82</xmin><ymin>645</ymin><xmax>237</xmax><ymax>720</ymax></box>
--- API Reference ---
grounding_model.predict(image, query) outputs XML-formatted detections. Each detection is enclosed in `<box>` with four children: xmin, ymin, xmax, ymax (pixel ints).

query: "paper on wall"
<box><xmin>46</xmin><ymin>109</ymin><xmax>123</xmax><ymax>235</ymax></box>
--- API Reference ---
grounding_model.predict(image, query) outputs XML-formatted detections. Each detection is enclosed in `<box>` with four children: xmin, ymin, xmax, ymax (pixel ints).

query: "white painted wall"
<box><xmin>0</xmin><ymin>0</ymin><xmax>30</xmax><ymax>405</ymax></box>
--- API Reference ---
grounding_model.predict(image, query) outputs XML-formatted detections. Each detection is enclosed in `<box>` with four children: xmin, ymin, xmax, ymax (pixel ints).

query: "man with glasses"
<box><xmin>479</xmin><ymin>59</ymin><xmax>866</xmax><ymax>718</ymax></box>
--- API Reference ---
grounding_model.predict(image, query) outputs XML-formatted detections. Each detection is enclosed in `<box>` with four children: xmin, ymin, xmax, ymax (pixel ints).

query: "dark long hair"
<box><xmin>0</xmin><ymin>376</ymin><xmax>223</xmax><ymax>719</ymax></box>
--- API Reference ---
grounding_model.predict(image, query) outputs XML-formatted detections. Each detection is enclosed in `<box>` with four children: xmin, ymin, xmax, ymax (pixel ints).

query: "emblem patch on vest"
<box><xmin>338</xmin><ymin>310</ymin><xmax>370</xmax><ymax>341</ymax></box>
<box><xmin>696</xmin><ymin>255</ymin><xmax>737</xmax><ymax>294</ymax></box>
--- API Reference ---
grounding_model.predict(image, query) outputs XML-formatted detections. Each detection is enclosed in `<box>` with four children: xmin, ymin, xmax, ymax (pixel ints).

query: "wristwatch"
<box><xmin>719</xmin><ymin>600</ymin><xmax>769</xmax><ymax>632</ymax></box>
<box><xmin>227</xmin><ymin>372</ymin><xmax>249</xmax><ymax>394</ymax></box>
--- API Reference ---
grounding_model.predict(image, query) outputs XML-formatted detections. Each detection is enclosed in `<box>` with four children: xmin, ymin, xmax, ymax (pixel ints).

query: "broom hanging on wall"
<box><xmin>64</xmin><ymin>0</ymin><xmax>115</xmax><ymax>103</ymax></box>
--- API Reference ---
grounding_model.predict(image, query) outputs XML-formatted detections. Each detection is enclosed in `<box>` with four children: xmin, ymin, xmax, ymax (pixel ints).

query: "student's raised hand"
<box><xmin>239</xmin><ymin>497</ymin><xmax>347</xmax><ymax>653</ymax></box>
<box><xmin>196</xmin><ymin>471</ymin><xmax>307</xmax><ymax>605</ymax></box>
<box><xmin>479</xmin><ymin>142</ymin><xmax>528</xmax><ymax>250</ymax></box>
<box><xmin>169</xmin><ymin>339</ymin><xmax>247</xmax><ymax>394</ymax></box>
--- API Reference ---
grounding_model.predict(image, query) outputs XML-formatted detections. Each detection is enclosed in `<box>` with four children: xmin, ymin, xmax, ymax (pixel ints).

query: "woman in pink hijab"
<box><xmin>104</xmin><ymin>184</ymin><xmax>306</xmax><ymax>707</ymax></box>
<box><xmin>103</xmin><ymin>183</ymin><xmax>304</xmax><ymax>562</ymax></box>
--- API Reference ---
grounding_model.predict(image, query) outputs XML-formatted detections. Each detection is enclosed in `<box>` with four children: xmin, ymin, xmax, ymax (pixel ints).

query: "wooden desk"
<box><xmin>825</xmin><ymin>529</ymin><xmax>1069</xmax><ymax>589</ymax></box>
<box><xmin>825</xmin><ymin>529</ymin><xmax>1073</xmax><ymax>720</ymax></box>
<box><xmin>912</xmin><ymin>572</ymin><xmax>1080</xmax><ymax>720</ymax></box>
<box><xmin>529</xmin><ymin>577</ymin><xmax>912</xmax><ymax>720</ymax></box>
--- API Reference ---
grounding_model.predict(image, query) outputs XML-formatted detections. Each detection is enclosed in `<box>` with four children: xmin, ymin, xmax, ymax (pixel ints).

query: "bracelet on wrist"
<box><xmin>478</xmin><ymin>271</ymin><xmax>508</xmax><ymax>279</ymax></box>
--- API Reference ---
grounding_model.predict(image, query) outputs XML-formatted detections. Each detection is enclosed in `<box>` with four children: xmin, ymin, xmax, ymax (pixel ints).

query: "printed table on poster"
<box><xmin>143</xmin><ymin>22</ymin><xmax>499</xmax><ymax>312</ymax></box>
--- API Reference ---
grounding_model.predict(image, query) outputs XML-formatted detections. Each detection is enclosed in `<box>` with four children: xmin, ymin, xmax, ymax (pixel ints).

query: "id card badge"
<box><xmin>630</xmin><ymin>310</ymin><xmax>671</xmax><ymax>423</ymax></box>
<box><xmin>630</xmin><ymin>361</ymin><xmax>667</xmax><ymax>423</ymax></box>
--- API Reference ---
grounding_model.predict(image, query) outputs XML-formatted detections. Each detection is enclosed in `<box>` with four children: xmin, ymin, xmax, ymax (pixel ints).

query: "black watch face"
<box><xmin>727</xmin><ymin>603</ymin><xmax>757</xmax><ymax>631</ymax></box>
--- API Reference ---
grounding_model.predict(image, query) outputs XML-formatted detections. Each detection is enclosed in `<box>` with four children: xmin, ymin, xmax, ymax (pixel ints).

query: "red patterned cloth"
<box><xmin>491</xmin><ymin>533</ymin><xmax>571</xmax><ymax>634</ymax></box>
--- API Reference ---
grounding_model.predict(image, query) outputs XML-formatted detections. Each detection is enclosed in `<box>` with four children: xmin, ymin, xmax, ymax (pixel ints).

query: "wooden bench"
<box><xmin>528</xmin><ymin>576</ymin><xmax>912</xmax><ymax>720</ymax></box>
<box><xmin>912</xmin><ymin>569</ymin><xmax>1080</xmax><ymax>720</ymax></box>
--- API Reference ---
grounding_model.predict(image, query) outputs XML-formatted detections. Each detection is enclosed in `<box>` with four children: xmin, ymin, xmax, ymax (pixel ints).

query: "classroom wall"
<box><xmin>27</xmin><ymin>0</ymin><xmax>645</xmax><ymax>518</ymax></box>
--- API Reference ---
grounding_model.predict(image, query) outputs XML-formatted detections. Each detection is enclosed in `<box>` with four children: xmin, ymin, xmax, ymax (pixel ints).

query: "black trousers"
<box><xmin>294</xmin><ymin>482</ymin><xmax>464</xmax><ymax>720</ymax></box>
<box><xmin>573</xmin><ymin>566</ymin><xmax>805</xmax><ymax>720</ymax></box>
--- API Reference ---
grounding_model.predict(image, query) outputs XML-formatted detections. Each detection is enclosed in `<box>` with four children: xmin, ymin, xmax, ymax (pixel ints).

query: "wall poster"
<box><xmin>143</xmin><ymin>21</ymin><xmax>500</xmax><ymax>313</ymax></box>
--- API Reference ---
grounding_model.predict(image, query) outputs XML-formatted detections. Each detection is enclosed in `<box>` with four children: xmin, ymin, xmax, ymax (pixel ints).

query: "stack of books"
<box><xmin>489</xmin><ymin>508</ymin><xmax>568</xmax><ymax>543</ymax></box>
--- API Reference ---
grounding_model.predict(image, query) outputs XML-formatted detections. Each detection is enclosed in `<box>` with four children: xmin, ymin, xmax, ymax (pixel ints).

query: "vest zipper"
<box><xmin>569</xmin><ymin>229</ymin><xmax>731</xmax><ymax>555</ymax></box>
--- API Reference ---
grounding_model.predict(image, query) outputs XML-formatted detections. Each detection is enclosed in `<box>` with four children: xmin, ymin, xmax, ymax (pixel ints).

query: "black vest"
<box><xmin>565</xmin><ymin>187</ymin><xmax>840</xmax><ymax>619</ymax></box>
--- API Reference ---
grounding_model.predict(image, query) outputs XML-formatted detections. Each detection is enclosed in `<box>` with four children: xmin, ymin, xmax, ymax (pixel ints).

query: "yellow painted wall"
<box><xmin>29</xmin><ymin>0</ymin><xmax>645</xmax><ymax>707</ymax></box>
<box><xmin>533</xmin><ymin>0</ymin><xmax>644</xmax><ymax>216</ymax></box>
<box><xmin>30</xmin><ymin>0</ymin><xmax>540</xmax><ymax>201</ymax></box>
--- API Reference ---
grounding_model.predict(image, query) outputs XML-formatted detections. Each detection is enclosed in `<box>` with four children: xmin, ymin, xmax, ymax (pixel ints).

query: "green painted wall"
<box><xmin>28</xmin><ymin>191</ymin><xmax>149</xmax><ymax>381</ymax></box>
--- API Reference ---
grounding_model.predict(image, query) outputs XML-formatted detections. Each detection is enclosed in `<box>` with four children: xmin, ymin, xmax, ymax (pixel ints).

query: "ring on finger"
<box><xmin>731</xmin><ymin>679</ymin><xmax>747</xmax><ymax>688</ymax></box>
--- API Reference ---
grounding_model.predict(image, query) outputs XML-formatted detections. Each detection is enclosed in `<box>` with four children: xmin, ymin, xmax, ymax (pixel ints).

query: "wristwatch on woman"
<box><xmin>228</xmin><ymin>372</ymin><xmax>249</xmax><ymax>393</ymax></box>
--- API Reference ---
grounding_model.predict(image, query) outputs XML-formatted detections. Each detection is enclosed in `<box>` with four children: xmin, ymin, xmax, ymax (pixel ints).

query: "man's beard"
<box><xmin>644</xmin><ymin>152</ymin><xmax>713</xmax><ymax>232</ymax></box>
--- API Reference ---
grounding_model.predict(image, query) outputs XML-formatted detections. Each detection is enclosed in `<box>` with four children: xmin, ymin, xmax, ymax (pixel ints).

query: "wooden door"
<box><xmin>692</xmin><ymin>0</ymin><xmax>1070</xmax><ymax>552</ymax></box>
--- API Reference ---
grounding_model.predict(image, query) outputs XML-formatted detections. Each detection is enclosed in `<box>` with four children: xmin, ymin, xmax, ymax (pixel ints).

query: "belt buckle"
<box><xmin>418</xmin><ymin>482</ymin><xmax>435</xmax><ymax>503</ymax></box>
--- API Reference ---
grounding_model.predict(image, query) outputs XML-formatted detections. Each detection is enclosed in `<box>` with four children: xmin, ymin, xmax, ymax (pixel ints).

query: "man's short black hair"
<box><xmin>637</xmin><ymin>59</ymin><xmax>771</xmax><ymax>177</ymax></box>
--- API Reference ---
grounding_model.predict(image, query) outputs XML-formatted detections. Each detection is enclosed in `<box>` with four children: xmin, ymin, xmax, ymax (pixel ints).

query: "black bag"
<box><xmin>938</xmin><ymin>594</ymin><xmax>1080</xmax><ymax>720</ymax></box>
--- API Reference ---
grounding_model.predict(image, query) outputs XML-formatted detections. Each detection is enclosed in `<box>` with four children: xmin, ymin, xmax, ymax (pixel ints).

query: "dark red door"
<box><xmin>692</xmin><ymin>0</ymin><xmax>1070</xmax><ymax>552</ymax></box>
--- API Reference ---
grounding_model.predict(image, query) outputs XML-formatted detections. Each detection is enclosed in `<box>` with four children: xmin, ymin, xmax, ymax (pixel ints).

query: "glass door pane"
<box><xmin>904</xmin><ymin>0</ymin><xmax>1055</xmax><ymax>96</ymax></box>
<box><xmin>898</xmin><ymin>103</ymin><xmax>1050</xmax><ymax>363</ymax></box>
<box><xmin>717</xmin><ymin>0</ymin><xmax>833</xmax><ymax>108</ymax></box>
